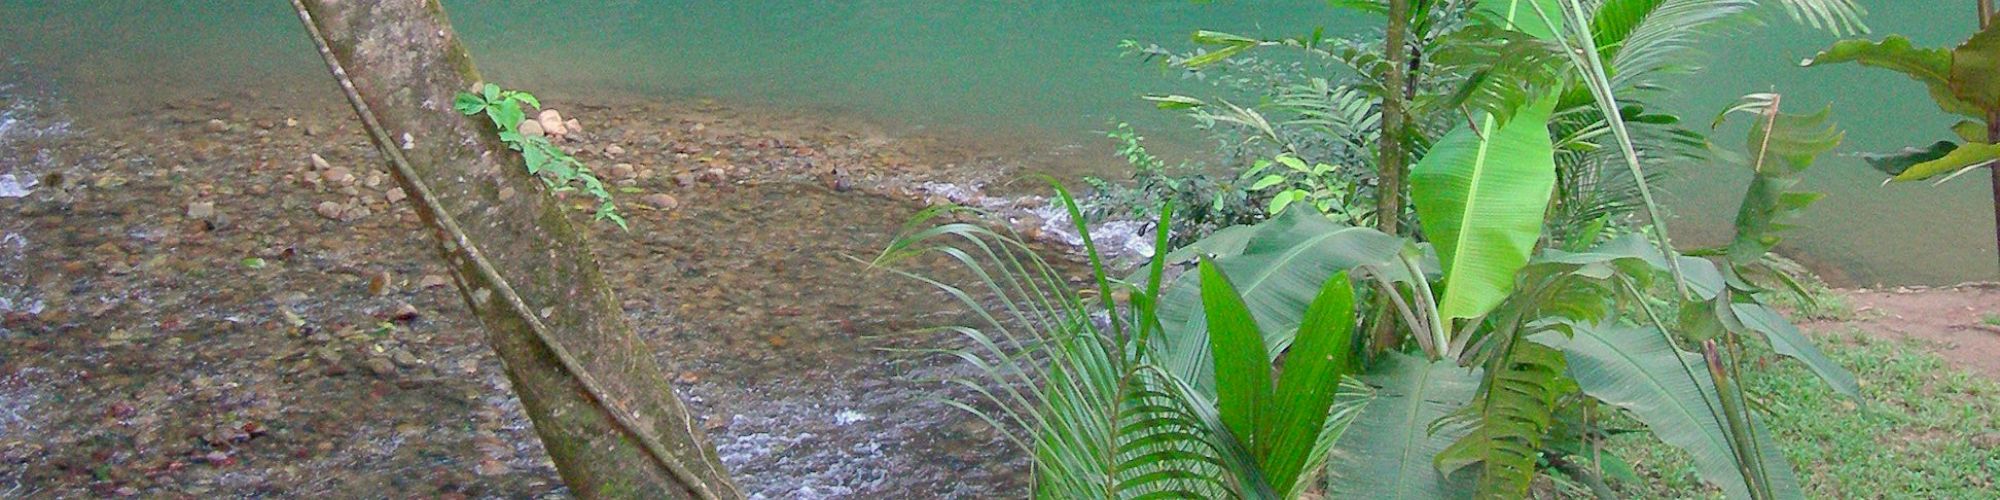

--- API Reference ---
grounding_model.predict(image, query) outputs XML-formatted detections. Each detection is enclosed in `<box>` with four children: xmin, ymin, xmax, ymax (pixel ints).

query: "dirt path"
<box><xmin>1803</xmin><ymin>284</ymin><xmax>2000</xmax><ymax>379</ymax></box>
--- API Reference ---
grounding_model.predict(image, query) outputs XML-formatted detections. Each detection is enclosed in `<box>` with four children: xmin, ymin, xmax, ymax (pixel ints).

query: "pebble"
<box><xmin>314</xmin><ymin>201</ymin><xmax>345</xmax><ymax>220</ymax></box>
<box><xmin>390</xmin><ymin>302</ymin><xmax>420</xmax><ymax>321</ymax></box>
<box><xmin>390</xmin><ymin>348</ymin><xmax>423</xmax><ymax>368</ymax></box>
<box><xmin>608</xmin><ymin>163</ymin><xmax>636</xmax><ymax>180</ymax></box>
<box><xmin>384</xmin><ymin>187</ymin><xmax>406</xmax><ymax>204</ymax></box>
<box><xmin>642</xmin><ymin>193</ymin><xmax>679</xmax><ymax>210</ymax></box>
<box><xmin>517</xmin><ymin>119</ymin><xmax>546</xmax><ymax>138</ymax></box>
<box><xmin>309</xmin><ymin>153</ymin><xmax>332</xmax><ymax>171</ymax></box>
<box><xmin>364</xmin><ymin>357</ymin><xmax>398</xmax><ymax>378</ymax></box>
<box><xmin>321</xmin><ymin>167</ymin><xmax>355</xmax><ymax>185</ymax></box>
<box><xmin>186</xmin><ymin>201</ymin><xmax>216</xmax><ymax>220</ymax></box>
<box><xmin>537</xmin><ymin>109</ymin><xmax>568</xmax><ymax>137</ymax></box>
<box><xmin>204</xmin><ymin>119</ymin><xmax>229</xmax><ymax>134</ymax></box>
<box><xmin>418</xmin><ymin>274</ymin><xmax>451</xmax><ymax>289</ymax></box>
<box><xmin>604</xmin><ymin>144</ymin><xmax>625</xmax><ymax>157</ymax></box>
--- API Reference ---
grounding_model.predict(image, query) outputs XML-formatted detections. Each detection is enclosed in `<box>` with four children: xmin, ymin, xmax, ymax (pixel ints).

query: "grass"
<box><xmin>1606</xmin><ymin>329</ymin><xmax>2000</xmax><ymax>498</ymax></box>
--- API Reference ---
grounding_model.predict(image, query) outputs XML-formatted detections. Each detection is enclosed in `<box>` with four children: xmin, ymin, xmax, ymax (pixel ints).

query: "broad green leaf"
<box><xmin>1534</xmin><ymin>324</ymin><xmax>1802</xmax><ymax>499</ymax></box>
<box><xmin>481</xmin><ymin>82</ymin><xmax>500</xmax><ymax>102</ymax></box>
<box><xmin>1154</xmin><ymin>208</ymin><xmax>1406</xmax><ymax>391</ymax></box>
<box><xmin>510</xmin><ymin>91</ymin><xmax>542</xmax><ymax>110</ymax></box>
<box><xmin>1268</xmin><ymin>190</ymin><xmax>1305</xmax><ymax>214</ymax></box>
<box><xmin>1262</xmin><ymin>272</ymin><xmax>1356</xmax><ymax>495</ymax></box>
<box><xmin>1729</xmin><ymin>303</ymin><xmax>1861</xmax><ymax>399</ymax></box>
<box><xmin>1199</xmin><ymin>258</ymin><xmax>1273</xmax><ymax>456</ymax></box>
<box><xmin>1326</xmin><ymin>353</ymin><xmax>1477</xmax><ymax>498</ymax></box>
<box><xmin>1804</xmin><ymin>36</ymin><xmax>1985</xmax><ymax>117</ymax></box>
<box><xmin>1892</xmin><ymin>141</ymin><xmax>2000</xmax><ymax>182</ymax></box>
<box><xmin>452</xmin><ymin>92</ymin><xmax>485</xmax><ymax>115</ymax></box>
<box><xmin>490</xmin><ymin>100</ymin><xmax>526</xmax><ymax>132</ymax></box>
<box><xmin>1411</xmin><ymin>93</ymin><xmax>1559</xmax><ymax>321</ymax></box>
<box><xmin>1250</xmin><ymin>174</ymin><xmax>1289</xmax><ymax>191</ymax></box>
<box><xmin>1860</xmin><ymin>140</ymin><xmax>1955</xmax><ymax>177</ymax></box>
<box><xmin>1951</xmin><ymin>23</ymin><xmax>2000</xmax><ymax>112</ymax></box>
<box><xmin>1276</xmin><ymin>155</ymin><xmax>1311</xmax><ymax>174</ymax></box>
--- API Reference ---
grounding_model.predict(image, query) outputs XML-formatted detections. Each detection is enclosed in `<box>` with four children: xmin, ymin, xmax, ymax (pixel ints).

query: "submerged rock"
<box><xmin>642</xmin><ymin>193</ymin><xmax>679</xmax><ymax>211</ymax></box>
<box><xmin>185</xmin><ymin>201</ymin><xmax>216</xmax><ymax>220</ymax></box>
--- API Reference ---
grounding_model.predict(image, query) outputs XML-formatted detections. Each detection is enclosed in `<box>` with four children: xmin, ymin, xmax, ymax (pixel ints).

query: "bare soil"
<box><xmin>1803</xmin><ymin>283</ymin><xmax>2000</xmax><ymax>380</ymax></box>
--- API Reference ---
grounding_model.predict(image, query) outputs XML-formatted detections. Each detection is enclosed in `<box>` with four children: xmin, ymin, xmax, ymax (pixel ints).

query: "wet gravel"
<box><xmin>0</xmin><ymin>88</ymin><xmax>1048</xmax><ymax>498</ymax></box>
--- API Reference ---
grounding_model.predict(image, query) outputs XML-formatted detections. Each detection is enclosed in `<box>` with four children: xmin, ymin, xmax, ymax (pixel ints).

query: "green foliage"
<box><xmin>1199</xmin><ymin>262</ymin><xmax>1363</xmax><ymax>495</ymax></box>
<box><xmin>899</xmin><ymin>2</ymin><xmax>1879</xmax><ymax>498</ymax></box>
<box><xmin>1538</xmin><ymin>323</ymin><xmax>1800</xmax><ymax>499</ymax></box>
<box><xmin>1327</xmin><ymin>353</ymin><xmax>1480</xmax><ymax>498</ymax></box>
<box><xmin>1151</xmin><ymin>207</ymin><xmax>1407</xmax><ymax>392</ymax></box>
<box><xmin>1615</xmin><ymin>331</ymin><xmax>2000</xmax><ymax>497</ymax></box>
<box><xmin>1435</xmin><ymin>340</ymin><xmax>1566</xmax><ymax>498</ymax></box>
<box><xmin>1712</xmin><ymin>94</ymin><xmax>1842</xmax><ymax>267</ymax></box>
<box><xmin>454</xmin><ymin>83</ymin><xmax>625</xmax><ymax>228</ymax></box>
<box><xmin>1410</xmin><ymin>93</ymin><xmax>1560</xmax><ymax>322</ymax></box>
<box><xmin>1240</xmin><ymin>154</ymin><xmax>1369</xmax><ymax>224</ymax></box>
<box><xmin>1083</xmin><ymin>123</ymin><xmax>1257</xmax><ymax>246</ymax></box>
<box><xmin>874</xmin><ymin>188</ymin><xmax>1370</xmax><ymax>499</ymax></box>
<box><xmin>1802</xmin><ymin>34</ymin><xmax>1980</xmax><ymax>117</ymax></box>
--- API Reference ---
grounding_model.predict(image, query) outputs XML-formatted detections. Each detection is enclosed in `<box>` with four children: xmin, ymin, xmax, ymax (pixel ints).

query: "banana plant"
<box><xmin>1805</xmin><ymin>5</ymin><xmax>2000</xmax><ymax>268</ymax></box>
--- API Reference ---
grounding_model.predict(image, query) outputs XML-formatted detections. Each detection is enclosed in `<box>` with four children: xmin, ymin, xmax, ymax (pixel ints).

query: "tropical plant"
<box><xmin>886</xmin><ymin>90</ymin><xmax>1855</xmax><ymax>497</ymax></box>
<box><xmin>454</xmin><ymin>83</ymin><xmax>625</xmax><ymax>228</ymax></box>
<box><xmin>1804</xmin><ymin>3</ymin><xmax>2000</xmax><ymax>268</ymax></box>
<box><xmin>1083</xmin><ymin>123</ymin><xmax>1258</xmax><ymax>246</ymax></box>
<box><xmin>871</xmin><ymin>189</ymin><xmax>1371</xmax><ymax>498</ymax></box>
<box><xmin>890</xmin><ymin>1</ymin><xmax>1874</xmax><ymax>498</ymax></box>
<box><xmin>1120</xmin><ymin>0</ymin><xmax>1864</xmax><ymax>247</ymax></box>
<box><xmin>1240</xmin><ymin>154</ymin><xmax>1372</xmax><ymax>225</ymax></box>
<box><xmin>1146</xmin><ymin>91</ymin><xmax>1855</xmax><ymax>499</ymax></box>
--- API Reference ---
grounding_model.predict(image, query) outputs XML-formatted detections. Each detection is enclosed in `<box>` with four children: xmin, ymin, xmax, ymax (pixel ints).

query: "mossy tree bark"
<box><xmin>287</xmin><ymin>1</ymin><xmax>742</xmax><ymax>498</ymax></box>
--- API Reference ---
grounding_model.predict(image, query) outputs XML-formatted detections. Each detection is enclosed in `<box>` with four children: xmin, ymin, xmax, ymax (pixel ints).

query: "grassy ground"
<box><xmin>1606</xmin><ymin>329</ymin><xmax>2000</xmax><ymax>498</ymax></box>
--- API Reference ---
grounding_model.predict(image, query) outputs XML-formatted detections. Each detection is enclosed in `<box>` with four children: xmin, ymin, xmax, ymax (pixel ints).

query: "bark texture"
<box><xmin>288</xmin><ymin>1</ymin><xmax>742</xmax><ymax>498</ymax></box>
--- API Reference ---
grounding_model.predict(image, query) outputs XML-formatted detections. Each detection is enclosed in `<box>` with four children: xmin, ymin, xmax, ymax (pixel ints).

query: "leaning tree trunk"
<box><xmin>287</xmin><ymin>1</ymin><xmax>741</xmax><ymax>498</ymax></box>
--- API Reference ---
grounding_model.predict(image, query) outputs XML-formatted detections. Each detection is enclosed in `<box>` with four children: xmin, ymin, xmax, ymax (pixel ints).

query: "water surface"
<box><xmin>0</xmin><ymin>3</ymin><xmax>1989</xmax><ymax>279</ymax></box>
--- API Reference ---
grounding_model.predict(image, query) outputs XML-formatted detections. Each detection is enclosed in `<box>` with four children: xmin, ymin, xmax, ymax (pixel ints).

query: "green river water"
<box><xmin>2</xmin><ymin>1</ymin><xmax>1992</xmax><ymax>285</ymax></box>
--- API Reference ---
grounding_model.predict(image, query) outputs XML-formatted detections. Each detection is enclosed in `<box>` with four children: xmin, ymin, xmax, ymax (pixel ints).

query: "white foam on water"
<box><xmin>0</xmin><ymin>174</ymin><xmax>34</xmax><ymax>198</ymax></box>
<box><xmin>833</xmin><ymin>410</ymin><xmax>870</xmax><ymax>425</ymax></box>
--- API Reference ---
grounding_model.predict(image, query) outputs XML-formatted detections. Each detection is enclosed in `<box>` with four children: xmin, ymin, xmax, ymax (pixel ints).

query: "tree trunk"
<box><xmin>287</xmin><ymin>1</ymin><xmax>741</xmax><ymax>498</ymax></box>
<box><xmin>1370</xmin><ymin>0</ymin><xmax>1414</xmax><ymax>353</ymax></box>
<box><xmin>1984</xmin><ymin>0</ymin><xmax>2000</xmax><ymax>272</ymax></box>
<box><xmin>1379</xmin><ymin>0</ymin><xmax>1410</xmax><ymax>236</ymax></box>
